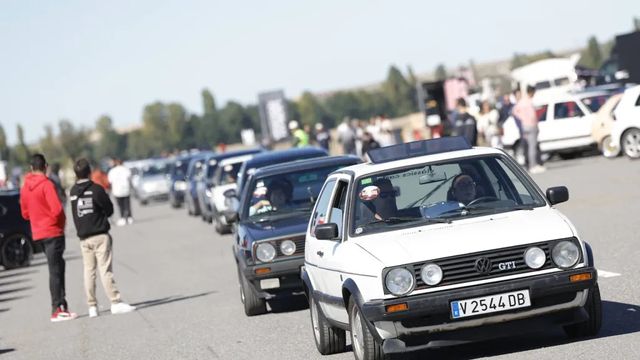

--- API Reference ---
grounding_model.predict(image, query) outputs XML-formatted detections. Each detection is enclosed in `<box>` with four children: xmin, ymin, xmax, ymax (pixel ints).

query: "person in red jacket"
<box><xmin>20</xmin><ymin>153</ymin><xmax>77</xmax><ymax>322</ymax></box>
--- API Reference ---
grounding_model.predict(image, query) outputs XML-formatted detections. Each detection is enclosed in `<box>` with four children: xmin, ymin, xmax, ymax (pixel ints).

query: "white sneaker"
<box><xmin>529</xmin><ymin>165</ymin><xmax>546</xmax><ymax>174</ymax></box>
<box><xmin>127</xmin><ymin>217</ymin><xmax>134</xmax><ymax>225</ymax></box>
<box><xmin>111</xmin><ymin>302</ymin><xmax>136</xmax><ymax>315</ymax></box>
<box><xmin>88</xmin><ymin>306</ymin><xmax>99</xmax><ymax>318</ymax></box>
<box><xmin>116</xmin><ymin>218</ymin><xmax>127</xmax><ymax>226</ymax></box>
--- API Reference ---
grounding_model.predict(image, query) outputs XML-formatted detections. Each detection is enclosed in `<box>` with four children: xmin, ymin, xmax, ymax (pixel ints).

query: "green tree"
<box><xmin>382</xmin><ymin>65</ymin><xmax>416</xmax><ymax>116</ymax></box>
<box><xmin>125</xmin><ymin>129</ymin><xmax>149</xmax><ymax>159</ymax></box>
<box><xmin>634</xmin><ymin>17</ymin><xmax>640</xmax><ymax>31</ymax></box>
<box><xmin>58</xmin><ymin>119</ymin><xmax>91</xmax><ymax>161</ymax></box>
<box><xmin>141</xmin><ymin>102</ymin><xmax>170</xmax><ymax>154</ymax></box>
<box><xmin>166</xmin><ymin>103</ymin><xmax>187</xmax><ymax>151</ymax></box>
<box><xmin>38</xmin><ymin>125</ymin><xmax>64</xmax><ymax>165</ymax></box>
<box><xmin>0</xmin><ymin>123</ymin><xmax>8</xmax><ymax>161</ymax></box>
<box><xmin>435</xmin><ymin>64</ymin><xmax>447</xmax><ymax>81</ymax></box>
<box><xmin>202</xmin><ymin>88</ymin><xmax>217</xmax><ymax>116</ymax></box>
<box><xmin>94</xmin><ymin>115</ymin><xmax>124</xmax><ymax>161</ymax></box>
<box><xmin>218</xmin><ymin>101</ymin><xmax>253</xmax><ymax>143</ymax></box>
<box><xmin>12</xmin><ymin>124</ymin><xmax>31</xmax><ymax>167</ymax></box>
<box><xmin>579</xmin><ymin>36</ymin><xmax>603</xmax><ymax>69</ymax></box>
<box><xmin>297</xmin><ymin>91</ymin><xmax>330</xmax><ymax>127</ymax></box>
<box><xmin>200</xmin><ymin>89</ymin><xmax>220</xmax><ymax>148</ymax></box>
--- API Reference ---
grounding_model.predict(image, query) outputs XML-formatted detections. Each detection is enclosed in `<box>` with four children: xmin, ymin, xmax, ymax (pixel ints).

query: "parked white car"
<box><xmin>611</xmin><ymin>85</ymin><xmax>640</xmax><ymax>159</ymax></box>
<box><xmin>211</xmin><ymin>154</ymin><xmax>255</xmax><ymax>234</ymax></box>
<box><xmin>302</xmin><ymin>138</ymin><xmax>600</xmax><ymax>359</ymax></box>
<box><xmin>501</xmin><ymin>90</ymin><xmax>609</xmax><ymax>164</ymax></box>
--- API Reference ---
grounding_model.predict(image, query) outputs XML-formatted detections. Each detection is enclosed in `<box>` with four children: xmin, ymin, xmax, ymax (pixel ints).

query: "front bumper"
<box><xmin>360</xmin><ymin>267</ymin><xmax>597</xmax><ymax>353</ymax></box>
<box><xmin>244</xmin><ymin>257</ymin><xmax>305</xmax><ymax>299</ymax></box>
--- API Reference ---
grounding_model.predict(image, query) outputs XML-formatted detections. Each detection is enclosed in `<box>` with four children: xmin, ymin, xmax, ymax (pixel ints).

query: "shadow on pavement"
<box><xmin>0</xmin><ymin>296</ymin><xmax>29</xmax><ymax>304</ymax></box>
<box><xmin>131</xmin><ymin>291</ymin><xmax>215</xmax><ymax>310</ymax></box>
<box><xmin>0</xmin><ymin>278</ymin><xmax>31</xmax><ymax>288</ymax></box>
<box><xmin>391</xmin><ymin>300</ymin><xmax>640</xmax><ymax>360</ymax></box>
<box><xmin>0</xmin><ymin>287</ymin><xmax>33</xmax><ymax>297</ymax></box>
<box><xmin>0</xmin><ymin>349</ymin><xmax>15</xmax><ymax>355</ymax></box>
<box><xmin>0</xmin><ymin>269</ymin><xmax>38</xmax><ymax>280</ymax></box>
<box><xmin>268</xmin><ymin>294</ymin><xmax>309</xmax><ymax>314</ymax></box>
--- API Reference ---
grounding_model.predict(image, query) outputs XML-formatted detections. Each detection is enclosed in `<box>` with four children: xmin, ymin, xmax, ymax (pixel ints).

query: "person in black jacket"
<box><xmin>70</xmin><ymin>159</ymin><xmax>136</xmax><ymax>318</ymax></box>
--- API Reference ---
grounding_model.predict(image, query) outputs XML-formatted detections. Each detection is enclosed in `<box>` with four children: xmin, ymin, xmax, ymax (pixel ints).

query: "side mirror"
<box><xmin>223</xmin><ymin>188</ymin><xmax>237</xmax><ymax>199</ymax></box>
<box><xmin>225</xmin><ymin>212</ymin><xmax>239</xmax><ymax>224</ymax></box>
<box><xmin>315</xmin><ymin>223</ymin><xmax>339</xmax><ymax>240</ymax></box>
<box><xmin>546</xmin><ymin>186</ymin><xmax>569</xmax><ymax>205</ymax></box>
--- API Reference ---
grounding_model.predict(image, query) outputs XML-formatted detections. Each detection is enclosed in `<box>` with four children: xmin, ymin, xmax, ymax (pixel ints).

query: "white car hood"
<box><xmin>353</xmin><ymin>207</ymin><xmax>574</xmax><ymax>266</ymax></box>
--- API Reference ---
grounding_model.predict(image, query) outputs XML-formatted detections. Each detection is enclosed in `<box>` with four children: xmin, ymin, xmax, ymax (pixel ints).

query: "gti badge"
<box><xmin>498</xmin><ymin>261</ymin><xmax>517</xmax><ymax>271</ymax></box>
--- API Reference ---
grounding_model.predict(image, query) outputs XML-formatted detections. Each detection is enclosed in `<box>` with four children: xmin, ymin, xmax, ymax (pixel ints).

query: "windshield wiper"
<box><xmin>364</xmin><ymin>216</ymin><xmax>451</xmax><ymax>227</ymax></box>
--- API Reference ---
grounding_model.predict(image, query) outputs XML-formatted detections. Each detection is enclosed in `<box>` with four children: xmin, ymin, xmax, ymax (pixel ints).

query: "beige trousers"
<box><xmin>80</xmin><ymin>234</ymin><xmax>121</xmax><ymax>306</ymax></box>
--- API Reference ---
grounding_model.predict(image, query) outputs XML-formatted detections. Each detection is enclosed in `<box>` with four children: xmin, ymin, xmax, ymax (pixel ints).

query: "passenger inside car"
<box><xmin>370</xmin><ymin>178</ymin><xmax>398</xmax><ymax>220</ymax></box>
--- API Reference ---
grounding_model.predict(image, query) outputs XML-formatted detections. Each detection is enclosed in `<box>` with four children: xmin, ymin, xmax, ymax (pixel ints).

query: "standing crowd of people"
<box><xmin>19</xmin><ymin>154</ymin><xmax>137</xmax><ymax>322</ymax></box>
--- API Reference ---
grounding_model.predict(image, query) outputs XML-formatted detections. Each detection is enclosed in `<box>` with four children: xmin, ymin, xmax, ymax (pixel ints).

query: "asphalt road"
<box><xmin>1</xmin><ymin>154</ymin><xmax>639</xmax><ymax>360</ymax></box>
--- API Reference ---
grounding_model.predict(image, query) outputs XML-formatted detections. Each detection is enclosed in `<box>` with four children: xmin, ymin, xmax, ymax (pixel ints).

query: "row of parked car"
<box><xmin>166</xmin><ymin>137</ymin><xmax>602</xmax><ymax>359</ymax></box>
<box><xmin>501</xmin><ymin>84</ymin><xmax>640</xmax><ymax>162</ymax></box>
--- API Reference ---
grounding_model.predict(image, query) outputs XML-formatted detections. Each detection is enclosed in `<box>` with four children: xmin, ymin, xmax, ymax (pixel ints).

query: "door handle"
<box><xmin>317</xmin><ymin>251</ymin><xmax>324</xmax><ymax>257</ymax></box>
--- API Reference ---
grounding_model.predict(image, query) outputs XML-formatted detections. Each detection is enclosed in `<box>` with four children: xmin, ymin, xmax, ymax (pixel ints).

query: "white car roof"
<box><xmin>339</xmin><ymin>146</ymin><xmax>505</xmax><ymax>178</ymax></box>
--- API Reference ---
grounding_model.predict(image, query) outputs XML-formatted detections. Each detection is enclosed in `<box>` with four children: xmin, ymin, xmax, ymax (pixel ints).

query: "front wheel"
<box><xmin>310</xmin><ymin>295</ymin><xmax>346</xmax><ymax>355</ymax></box>
<box><xmin>1</xmin><ymin>234</ymin><xmax>33</xmax><ymax>270</ymax></box>
<box><xmin>564</xmin><ymin>284</ymin><xmax>602</xmax><ymax>338</ymax></box>
<box><xmin>349</xmin><ymin>298</ymin><xmax>384</xmax><ymax>360</ymax></box>
<box><xmin>239</xmin><ymin>273</ymin><xmax>267</xmax><ymax>316</ymax></box>
<box><xmin>622</xmin><ymin>128</ymin><xmax>640</xmax><ymax>159</ymax></box>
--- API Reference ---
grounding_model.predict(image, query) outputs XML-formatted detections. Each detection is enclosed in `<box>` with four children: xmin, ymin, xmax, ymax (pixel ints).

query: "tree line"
<box><xmin>0</xmin><ymin>65</ymin><xmax>418</xmax><ymax>170</ymax></box>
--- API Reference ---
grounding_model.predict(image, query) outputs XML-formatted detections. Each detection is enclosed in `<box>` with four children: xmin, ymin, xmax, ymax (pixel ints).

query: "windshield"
<box><xmin>142</xmin><ymin>162</ymin><xmax>169</xmax><ymax>177</ymax></box>
<box><xmin>351</xmin><ymin>155</ymin><xmax>546</xmax><ymax>236</ymax></box>
<box><xmin>216</xmin><ymin>162</ymin><xmax>243</xmax><ymax>186</ymax></box>
<box><xmin>172</xmin><ymin>159</ymin><xmax>190</xmax><ymax>179</ymax></box>
<box><xmin>243</xmin><ymin>165</ymin><xmax>342</xmax><ymax>222</ymax></box>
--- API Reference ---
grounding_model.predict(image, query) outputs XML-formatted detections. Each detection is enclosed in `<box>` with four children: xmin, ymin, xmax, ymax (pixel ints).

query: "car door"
<box><xmin>306</xmin><ymin>175</ymin><xmax>353</xmax><ymax>323</ymax></box>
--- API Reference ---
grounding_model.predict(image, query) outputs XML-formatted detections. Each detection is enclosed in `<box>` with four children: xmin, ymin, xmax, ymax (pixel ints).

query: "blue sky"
<box><xmin>1</xmin><ymin>0</ymin><xmax>637</xmax><ymax>144</ymax></box>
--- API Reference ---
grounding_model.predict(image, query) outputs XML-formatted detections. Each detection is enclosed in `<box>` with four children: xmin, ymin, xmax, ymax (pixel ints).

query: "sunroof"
<box><xmin>367</xmin><ymin>137</ymin><xmax>471</xmax><ymax>164</ymax></box>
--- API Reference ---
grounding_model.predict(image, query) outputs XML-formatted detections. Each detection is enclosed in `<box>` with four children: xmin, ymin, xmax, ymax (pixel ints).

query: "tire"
<box><xmin>601</xmin><ymin>135</ymin><xmax>620</xmax><ymax>158</ymax></box>
<box><xmin>621</xmin><ymin>128</ymin><xmax>640</xmax><ymax>159</ymax></box>
<box><xmin>1</xmin><ymin>234</ymin><xmax>33</xmax><ymax>270</ymax></box>
<box><xmin>349</xmin><ymin>298</ymin><xmax>384</xmax><ymax>360</ymax></box>
<box><xmin>187</xmin><ymin>198</ymin><xmax>194</xmax><ymax>216</ymax></box>
<box><xmin>309</xmin><ymin>295</ymin><xmax>346</xmax><ymax>355</ymax></box>
<box><xmin>140</xmin><ymin>199</ymin><xmax>148</xmax><ymax>206</ymax></box>
<box><xmin>564</xmin><ymin>284</ymin><xmax>602</xmax><ymax>338</ymax></box>
<box><xmin>558</xmin><ymin>152</ymin><xmax>578</xmax><ymax>160</ymax></box>
<box><xmin>215</xmin><ymin>215</ymin><xmax>231</xmax><ymax>235</ymax></box>
<box><xmin>239</xmin><ymin>272</ymin><xmax>267</xmax><ymax>316</ymax></box>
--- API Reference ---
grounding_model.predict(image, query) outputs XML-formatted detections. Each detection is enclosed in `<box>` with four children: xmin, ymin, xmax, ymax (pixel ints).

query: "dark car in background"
<box><xmin>169</xmin><ymin>154</ymin><xmax>196</xmax><ymax>208</ymax></box>
<box><xmin>0</xmin><ymin>190</ymin><xmax>38</xmax><ymax>270</ymax></box>
<box><xmin>185</xmin><ymin>152</ymin><xmax>213</xmax><ymax>216</ymax></box>
<box><xmin>229</xmin><ymin>156</ymin><xmax>360</xmax><ymax>316</ymax></box>
<box><xmin>196</xmin><ymin>148</ymin><xmax>263</xmax><ymax>223</ymax></box>
<box><xmin>234</xmin><ymin>147</ymin><xmax>329</xmax><ymax>202</ymax></box>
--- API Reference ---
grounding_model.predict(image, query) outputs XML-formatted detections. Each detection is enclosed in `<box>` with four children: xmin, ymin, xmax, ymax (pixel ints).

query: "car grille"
<box><xmin>405</xmin><ymin>239</ymin><xmax>580</xmax><ymax>291</ymax></box>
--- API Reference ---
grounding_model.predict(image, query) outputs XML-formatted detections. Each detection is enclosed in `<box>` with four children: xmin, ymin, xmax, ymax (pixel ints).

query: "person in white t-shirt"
<box><xmin>107</xmin><ymin>159</ymin><xmax>133</xmax><ymax>226</ymax></box>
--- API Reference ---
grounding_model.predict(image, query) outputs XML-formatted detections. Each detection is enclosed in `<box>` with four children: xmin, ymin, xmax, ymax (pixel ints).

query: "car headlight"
<box><xmin>551</xmin><ymin>241</ymin><xmax>580</xmax><ymax>268</ymax></box>
<box><xmin>280</xmin><ymin>240</ymin><xmax>296</xmax><ymax>256</ymax></box>
<box><xmin>420</xmin><ymin>263</ymin><xmax>443</xmax><ymax>286</ymax></box>
<box><xmin>385</xmin><ymin>268</ymin><xmax>414</xmax><ymax>296</ymax></box>
<box><xmin>174</xmin><ymin>181</ymin><xmax>187</xmax><ymax>191</ymax></box>
<box><xmin>256</xmin><ymin>243</ymin><xmax>276</xmax><ymax>262</ymax></box>
<box><xmin>524</xmin><ymin>247</ymin><xmax>546</xmax><ymax>269</ymax></box>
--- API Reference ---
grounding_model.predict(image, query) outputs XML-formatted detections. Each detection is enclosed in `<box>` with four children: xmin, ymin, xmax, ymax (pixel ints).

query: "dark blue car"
<box><xmin>0</xmin><ymin>190</ymin><xmax>37</xmax><ymax>269</ymax></box>
<box><xmin>229</xmin><ymin>155</ymin><xmax>360</xmax><ymax>316</ymax></box>
<box><xmin>168</xmin><ymin>154</ymin><xmax>197</xmax><ymax>208</ymax></box>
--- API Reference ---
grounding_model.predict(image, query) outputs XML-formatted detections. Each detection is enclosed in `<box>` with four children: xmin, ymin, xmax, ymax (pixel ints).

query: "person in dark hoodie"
<box><xmin>20</xmin><ymin>153</ymin><xmax>77</xmax><ymax>322</ymax></box>
<box><xmin>451</xmin><ymin>98</ymin><xmax>478</xmax><ymax>146</ymax></box>
<box><xmin>69</xmin><ymin>159</ymin><xmax>136</xmax><ymax>317</ymax></box>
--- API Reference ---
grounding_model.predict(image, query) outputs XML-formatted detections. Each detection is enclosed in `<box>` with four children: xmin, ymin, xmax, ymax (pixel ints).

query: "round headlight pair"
<box><xmin>385</xmin><ymin>263</ymin><xmax>443</xmax><ymax>296</ymax></box>
<box><xmin>255</xmin><ymin>240</ymin><xmax>297</xmax><ymax>262</ymax></box>
<box><xmin>524</xmin><ymin>241</ymin><xmax>579</xmax><ymax>269</ymax></box>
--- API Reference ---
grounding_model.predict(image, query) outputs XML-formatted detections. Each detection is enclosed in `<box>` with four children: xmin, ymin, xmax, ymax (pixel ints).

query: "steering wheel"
<box><xmin>467</xmin><ymin>196</ymin><xmax>499</xmax><ymax>206</ymax></box>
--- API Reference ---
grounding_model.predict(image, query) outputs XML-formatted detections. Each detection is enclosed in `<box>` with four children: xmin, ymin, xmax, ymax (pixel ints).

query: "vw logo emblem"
<box><xmin>475</xmin><ymin>257</ymin><xmax>492</xmax><ymax>274</ymax></box>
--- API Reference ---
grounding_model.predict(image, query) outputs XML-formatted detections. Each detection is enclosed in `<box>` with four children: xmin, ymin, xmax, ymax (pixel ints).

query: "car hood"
<box><xmin>141</xmin><ymin>175</ymin><xmax>167</xmax><ymax>184</ymax></box>
<box><xmin>353</xmin><ymin>207</ymin><xmax>574</xmax><ymax>266</ymax></box>
<box><xmin>243</xmin><ymin>213</ymin><xmax>310</xmax><ymax>240</ymax></box>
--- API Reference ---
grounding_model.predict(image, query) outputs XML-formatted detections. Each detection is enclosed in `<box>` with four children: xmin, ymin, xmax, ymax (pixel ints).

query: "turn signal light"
<box><xmin>569</xmin><ymin>273</ymin><xmax>592</xmax><ymax>283</ymax></box>
<box><xmin>255</xmin><ymin>268</ymin><xmax>271</xmax><ymax>275</ymax></box>
<box><xmin>385</xmin><ymin>303</ymin><xmax>409</xmax><ymax>314</ymax></box>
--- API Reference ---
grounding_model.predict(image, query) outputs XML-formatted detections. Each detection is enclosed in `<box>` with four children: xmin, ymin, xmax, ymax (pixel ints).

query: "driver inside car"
<box><xmin>250</xmin><ymin>179</ymin><xmax>293</xmax><ymax>216</ymax></box>
<box><xmin>448</xmin><ymin>174</ymin><xmax>478</xmax><ymax>205</ymax></box>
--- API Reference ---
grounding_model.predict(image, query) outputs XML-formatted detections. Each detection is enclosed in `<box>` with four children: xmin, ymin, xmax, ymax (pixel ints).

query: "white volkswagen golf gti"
<box><xmin>302</xmin><ymin>137</ymin><xmax>601</xmax><ymax>359</ymax></box>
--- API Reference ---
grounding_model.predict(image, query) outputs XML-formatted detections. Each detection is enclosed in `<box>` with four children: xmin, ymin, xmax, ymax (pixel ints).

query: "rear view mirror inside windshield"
<box><xmin>419</xmin><ymin>170</ymin><xmax>447</xmax><ymax>185</ymax></box>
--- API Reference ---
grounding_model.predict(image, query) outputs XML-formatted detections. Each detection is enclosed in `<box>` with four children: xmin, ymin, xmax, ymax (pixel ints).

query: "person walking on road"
<box><xmin>107</xmin><ymin>159</ymin><xmax>133</xmax><ymax>226</ymax></box>
<box><xmin>288</xmin><ymin>121</ymin><xmax>309</xmax><ymax>147</ymax></box>
<box><xmin>70</xmin><ymin>159</ymin><xmax>136</xmax><ymax>317</ymax></box>
<box><xmin>513</xmin><ymin>86</ymin><xmax>546</xmax><ymax>174</ymax></box>
<box><xmin>452</xmin><ymin>98</ymin><xmax>478</xmax><ymax>146</ymax></box>
<box><xmin>314</xmin><ymin>123</ymin><xmax>331</xmax><ymax>151</ymax></box>
<box><xmin>90</xmin><ymin>164</ymin><xmax>111</xmax><ymax>192</ymax></box>
<box><xmin>20</xmin><ymin>154</ymin><xmax>77</xmax><ymax>322</ymax></box>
